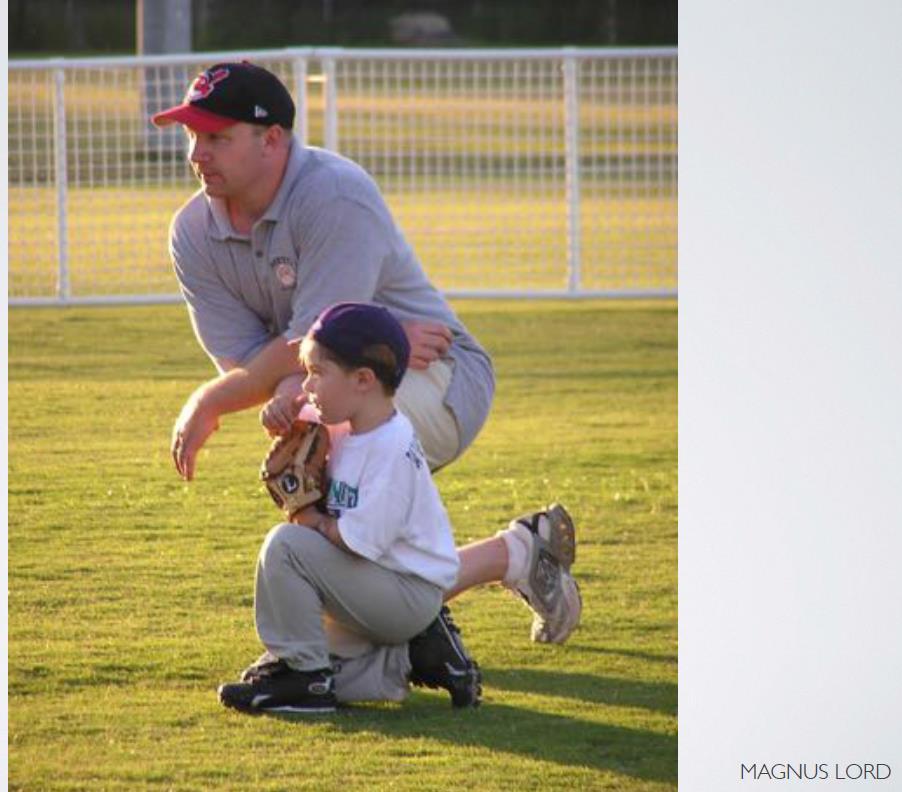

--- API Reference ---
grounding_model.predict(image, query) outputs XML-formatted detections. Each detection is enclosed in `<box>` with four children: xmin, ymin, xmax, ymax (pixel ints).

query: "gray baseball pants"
<box><xmin>254</xmin><ymin>522</ymin><xmax>444</xmax><ymax>703</ymax></box>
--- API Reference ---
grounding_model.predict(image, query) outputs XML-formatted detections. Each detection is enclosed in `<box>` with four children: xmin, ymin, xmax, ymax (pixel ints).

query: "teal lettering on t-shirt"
<box><xmin>328</xmin><ymin>479</ymin><xmax>359</xmax><ymax>510</ymax></box>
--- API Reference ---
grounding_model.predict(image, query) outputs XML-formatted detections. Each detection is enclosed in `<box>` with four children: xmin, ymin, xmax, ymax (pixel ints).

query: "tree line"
<box><xmin>11</xmin><ymin>0</ymin><xmax>677</xmax><ymax>55</ymax></box>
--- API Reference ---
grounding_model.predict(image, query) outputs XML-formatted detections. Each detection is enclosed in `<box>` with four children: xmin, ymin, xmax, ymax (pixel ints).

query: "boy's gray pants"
<box><xmin>254</xmin><ymin>522</ymin><xmax>444</xmax><ymax>703</ymax></box>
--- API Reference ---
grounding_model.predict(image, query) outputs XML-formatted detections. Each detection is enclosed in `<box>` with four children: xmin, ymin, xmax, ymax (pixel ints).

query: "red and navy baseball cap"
<box><xmin>306</xmin><ymin>303</ymin><xmax>411</xmax><ymax>389</ymax></box>
<box><xmin>151</xmin><ymin>61</ymin><xmax>295</xmax><ymax>132</ymax></box>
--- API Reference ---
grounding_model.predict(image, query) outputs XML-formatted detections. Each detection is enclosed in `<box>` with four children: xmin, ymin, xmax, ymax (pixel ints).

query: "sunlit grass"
<box><xmin>8</xmin><ymin>299</ymin><xmax>677</xmax><ymax>790</ymax></box>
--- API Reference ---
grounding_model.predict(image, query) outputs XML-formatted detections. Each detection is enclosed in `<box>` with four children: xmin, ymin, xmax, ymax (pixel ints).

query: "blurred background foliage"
<box><xmin>10</xmin><ymin>0</ymin><xmax>677</xmax><ymax>56</ymax></box>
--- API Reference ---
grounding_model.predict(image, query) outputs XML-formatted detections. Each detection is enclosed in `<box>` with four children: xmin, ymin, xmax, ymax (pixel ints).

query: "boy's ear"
<box><xmin>354</xmin><ymin>366</ymin><xmax>378</xmax><ymax>390</ymax></box>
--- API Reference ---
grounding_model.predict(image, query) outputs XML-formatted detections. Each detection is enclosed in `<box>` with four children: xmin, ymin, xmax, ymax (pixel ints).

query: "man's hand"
<box><xmin>171</xmin><ymin>388</ymin><xmax>221</xmax><ymax>481</ymax></box>
<box><xmin>402</xmin><ymin>320</ymin><xmax>453</xmax><ymax>370</ymax></box>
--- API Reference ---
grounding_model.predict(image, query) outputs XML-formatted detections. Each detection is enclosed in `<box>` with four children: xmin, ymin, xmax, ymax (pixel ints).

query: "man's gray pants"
<box><xmin>255</xmin><ymin>522</ymin><xmax>444</xmax><ymax>703</ymax></box>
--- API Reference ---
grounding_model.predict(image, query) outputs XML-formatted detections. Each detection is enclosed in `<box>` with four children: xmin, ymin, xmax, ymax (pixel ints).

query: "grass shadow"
<box><xmin>486</xmin><ymin>667</ymin><xmax>676</xmax><ymax>716</ymax></box>
<box><xmin>573</xmin><ymin>644</ymin><xmax>677</xmax><ymax>665</ymax></box>
<box><xmin>271</xmin><ymin>695</ymin><xmax>675</xmax><ymax>784</ymax></box>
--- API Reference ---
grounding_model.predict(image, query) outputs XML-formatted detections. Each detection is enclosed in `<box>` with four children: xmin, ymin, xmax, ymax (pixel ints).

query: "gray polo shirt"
<box><xmin>169</xmin><ymin>139</ymin><xmax>494</xmax><ymax>452</ymax></box>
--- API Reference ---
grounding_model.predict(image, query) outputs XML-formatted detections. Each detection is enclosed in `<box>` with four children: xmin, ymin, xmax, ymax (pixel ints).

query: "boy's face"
<box><xmin>300</xmin><ymin>340</ymin><xmax>365</xmax><ymax>425</ymax></box>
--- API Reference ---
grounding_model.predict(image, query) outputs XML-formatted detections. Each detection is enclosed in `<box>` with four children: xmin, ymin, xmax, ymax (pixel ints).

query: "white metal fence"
<box><xmin>8</xmin><ymin>47</ymin><xmax>677</xmax><ymax>305</ymax></box>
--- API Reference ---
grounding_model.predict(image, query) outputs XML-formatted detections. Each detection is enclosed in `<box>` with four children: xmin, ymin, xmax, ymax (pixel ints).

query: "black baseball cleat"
<box><xmin>408</xmin><ymin>606</ymin><xmax>482</xmax><ymax>708</ymax></box>
<box><xmin>218</xmin><ymin>659</ymin><xmax>337</xmax><ymax>715</ymax></box>
<box><xmin>239</xmin><ymin>651</ymin><xmax>283</xmax><ymax>682</ymax></box>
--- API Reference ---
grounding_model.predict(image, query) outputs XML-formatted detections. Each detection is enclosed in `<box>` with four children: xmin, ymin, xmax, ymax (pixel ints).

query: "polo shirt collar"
<box><xmin>207</xmin><ymin>196</ymin><xmax>239</xmax><ymax>241</ymax></box>
<box><xmin>261</xmin><ymin>138</ymin><xmax>310</xmax><ymax>223</ymax></box>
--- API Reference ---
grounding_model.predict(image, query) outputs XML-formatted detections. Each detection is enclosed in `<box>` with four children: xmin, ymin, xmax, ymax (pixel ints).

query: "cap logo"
<box><xmin>254</xmin><ymin>105</ymin><xmax>269</xmax><ymax>118</ymax></box>
<box><xmin>187</xmin><ymin>67</ymin><xmax>230</xmax><ymax>102</ymax></box>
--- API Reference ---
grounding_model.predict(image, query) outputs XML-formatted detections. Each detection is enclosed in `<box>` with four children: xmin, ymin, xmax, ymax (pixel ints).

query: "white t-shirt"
<box><xmin>324</xmin><ymin>412</ymin><xmax>460</xmax><ymax>591</ymax></box>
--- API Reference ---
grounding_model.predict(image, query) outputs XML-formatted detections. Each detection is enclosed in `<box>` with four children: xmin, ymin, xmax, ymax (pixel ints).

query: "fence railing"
<box><xmin>8</xmin><ymin>47</ymin><xmax>677</xmax><ymax>305</ymax></box>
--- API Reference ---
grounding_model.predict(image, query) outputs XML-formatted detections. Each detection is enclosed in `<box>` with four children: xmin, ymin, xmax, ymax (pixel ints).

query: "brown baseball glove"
<box><xmin>260</xmin><ymin>420</ymin><xmax>330</xmax><ymax>521</ymax></box>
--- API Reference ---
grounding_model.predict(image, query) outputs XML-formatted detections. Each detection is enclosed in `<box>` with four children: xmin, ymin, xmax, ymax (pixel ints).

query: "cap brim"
<box><xmin>151</xmin><ymin>104</ymin><xmax>237</xmax><ymax>132</ymax></box>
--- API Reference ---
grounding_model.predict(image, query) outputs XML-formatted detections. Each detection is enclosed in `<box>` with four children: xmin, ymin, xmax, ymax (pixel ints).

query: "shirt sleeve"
<box><xmin>285</xmin><ymin>196</ymin><xmax>390</xmax><ymax>341</ymax></box>
<box><xmin>170</xmin><ymin>213</ymin><xmax>271</xmax><ymax>370</ymax></box>
<box><xmin>335</xmin><ymin>451</ymin><xmax>414</xmax><ymax>562</ymax></box>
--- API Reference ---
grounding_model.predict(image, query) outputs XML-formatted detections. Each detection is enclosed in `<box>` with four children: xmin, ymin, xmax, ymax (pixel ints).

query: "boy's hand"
<box><xmin>295</xmin><ymin>509</ymin><xmax>351</xmax><ymax>553</ymax></box>
<box><xmin>260</xmin><ymin>392</ymin><xmax>302</xmax><ymax>436</ymax></box>
<box><xmin>292</xmin><ymin>504</ymin><xmax>325</xmax><ymax>529</ymax></box>
<box><xmin>260</xmin><ymin>374</ymin><xmax>306</xmax><ymax>436</ymax></box>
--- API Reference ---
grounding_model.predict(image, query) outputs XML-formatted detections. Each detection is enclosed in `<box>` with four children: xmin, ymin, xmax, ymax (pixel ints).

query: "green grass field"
<box><xmin>7</xmin><ymin>299</ymin><xmax>677</xmax><ymax>791</ymax></box>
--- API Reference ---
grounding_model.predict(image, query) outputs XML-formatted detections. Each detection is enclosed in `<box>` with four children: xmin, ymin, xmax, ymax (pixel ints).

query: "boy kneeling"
<box><xmin>218</xmin><ymin>302</ymin><xmax>480</xmax><ymax>714</ymax></box>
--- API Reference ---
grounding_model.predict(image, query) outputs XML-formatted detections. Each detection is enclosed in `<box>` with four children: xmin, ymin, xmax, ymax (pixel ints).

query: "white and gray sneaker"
<box><xmin>511</xmin><ymin>503</ymin><xmax>582</xmax><ymax>644</ymax></box>
<box><xmin>531</xmin><ymin>568</ymin><xmax>582</xmax><ymax>643</ymax></box>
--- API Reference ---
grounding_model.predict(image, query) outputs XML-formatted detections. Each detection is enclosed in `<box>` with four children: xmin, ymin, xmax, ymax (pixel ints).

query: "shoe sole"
<box><xmin>545</xmin><ymin>503</ymin><xmax>576</xmax><ymax>570</ymax></box>
<box><xmin>222</xmin><ymin>705</ymin><xmax>337</xmax><ymax>716</ymax></box>
<box><xmin>222</xmin><ymin>703</ymin><xmax>337</xmax><ymax>715</ymax></box>
<box><xmin>220</xmin><ymin>698</ymin><xmax>337</xmax><ymax>716</ymax></box>
<box><xmin>218</xmin><ymin>687</ymin><xmax>337</xmax><ymax>716</ymax></box>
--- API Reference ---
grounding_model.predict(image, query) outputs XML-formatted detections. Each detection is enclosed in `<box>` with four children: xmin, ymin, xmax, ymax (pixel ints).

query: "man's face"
<box><xmin>184</xmin><ymin>122</ymin><xmax>267</xmax><ymax>199</ymax></box>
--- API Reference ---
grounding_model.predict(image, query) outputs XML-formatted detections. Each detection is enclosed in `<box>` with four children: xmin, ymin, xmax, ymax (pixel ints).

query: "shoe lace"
<box><xmin>246</xmin><ymin>658</ymin><xmax>288</xmax><ymax>682</ymax></box>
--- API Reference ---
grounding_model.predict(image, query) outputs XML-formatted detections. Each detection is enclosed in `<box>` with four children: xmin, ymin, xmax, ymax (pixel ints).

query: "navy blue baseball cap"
<box><xmin>307</xmin><ymin>302</ymin><xmax>411</xmax><ymax>389</ymax></box>
<box><xmin>152</xmin><ymin>61</ymin><xmax>295</xmax><ymax>132</ymax></box>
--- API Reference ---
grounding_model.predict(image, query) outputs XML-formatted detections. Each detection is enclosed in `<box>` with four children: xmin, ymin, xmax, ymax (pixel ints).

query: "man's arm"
<box><xmin>285</xmin><ymin>194</ymin><xmax>455</xmax><ymax>365</ymax></box>
<box><xmin>171</xmin><ymin>335</ymin><xmax>302</xmax><ymax>480</ymax></box>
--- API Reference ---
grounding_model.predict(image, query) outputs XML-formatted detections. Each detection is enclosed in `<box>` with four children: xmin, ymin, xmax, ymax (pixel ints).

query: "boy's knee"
<box><xmin>259</xmin><ymin>522</ymin><xmax>321</xmax><ymax>569</ymax></box>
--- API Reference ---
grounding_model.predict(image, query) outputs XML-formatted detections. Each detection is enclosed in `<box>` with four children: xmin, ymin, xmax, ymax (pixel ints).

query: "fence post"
<box><xmin>563</xmin><ymin>52</ymin><xmax>582</xmax><ymax>295</ymax></box>
<box><xmin>322</xmin><ymin>54</ymin><xmax>338</xmax><ymax>151</ymax></box>
<box><xmin>292</xmin><ymin>56</ymin><xmax>309</xmax><ymax>146</ymax></box>
<box><xmin>52</xmin><ymin>67</ymin><xmax>70</xmax><ymax>303</ymax></box>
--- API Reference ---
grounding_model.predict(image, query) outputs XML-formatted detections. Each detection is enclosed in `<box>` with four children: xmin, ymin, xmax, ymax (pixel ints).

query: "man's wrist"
<box><xmin>197</xmin><ymin>368</ymin><xmax>261</xmax><ymax>417</ymax></box>
<box><xmin>193</xmin><ymin>380</ymin><xmax>222</xmax><ymax>415</ymax></box>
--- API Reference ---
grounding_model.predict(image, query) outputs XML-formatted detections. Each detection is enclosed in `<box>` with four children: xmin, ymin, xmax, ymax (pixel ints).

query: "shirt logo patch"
<box><xmin>328</xmin><ymin>480</ymin><xmax>359</xmax><ymax>510</ymax></box>
<box><xmin>270</xmin><ymin>256</ymin><xmax>297</xmax><ymax>289</ymax></box>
